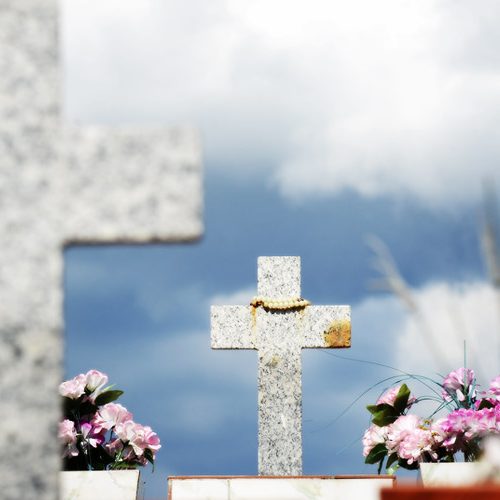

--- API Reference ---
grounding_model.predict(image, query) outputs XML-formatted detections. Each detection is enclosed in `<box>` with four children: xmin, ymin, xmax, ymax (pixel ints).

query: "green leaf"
<box><xmin>79</xmin><ymin>401</ymin><xmax>98</xmax><ymax>416</ymax></box>
<box><xmin>386</xmin><ymin>453</ymin><xmax>399</xmax><ymax>474</ymax></box>
<box><xmin>111</xmin><ymin>462</ymin><xmax>138</xmax><ymax>470</ymax></box>
<box><xmin>399</xmin><ymin>458</ymin><xmax>419</xmax><ymax>471</ymax></box>
<box><xmin>478</xmin><ymin>399</ymin><xmax>494</xmax><ymax>410</ymax></box>
<box><xmin>144</xmin><ymin>449</ymin><xmax>154</xmax><ymax>465</ymax></box>
<box><xmin>367</xmin><ymin>403</ymin><xmax>399</xmax><ymax>426</ymax></box>
<box><xmin>366</xmin><ymin>403</ymin><xmax>393</xmax><ymax>414</ymax></box>
<box><xmin>144</xmin><ymin>449</ymin><xmax>155</xmax><ymax>472</ymax></box>
<box><xmin>62</xmin><ymin>396</ymin><xmax>79</xmax><ymax>416</ymax></box>
<box><xmin>377</xmin><ymin>456</ymin><xmax>385</xmax><ymax>475</ymax></box>
<box><xmin>372</xmin><ymin>412</ymin><xmax>396</xmax><ymax>427</ymax></box>
<box><xmin>365</xmin><ymin>443</ymin><xmax>387</xmax><ymax>465</ymax></box>
<box><xmin>373</xmin><ymin>409</ymin><xmax>399</xmax><ymax>427</ymax></box>
<box><xmin>94</xmin><ymin>390</ymin><xmax>124</xmax><ymax>406</ymax></box>
<box><xmin>393</xmin><ymin>384</ymin><xmax>411</xmax><ymax>414</ymax></box>
<box><xmin>366</xmin><ymin>404</ymin><xmax>381</xmax><ymax>415</ymax></box>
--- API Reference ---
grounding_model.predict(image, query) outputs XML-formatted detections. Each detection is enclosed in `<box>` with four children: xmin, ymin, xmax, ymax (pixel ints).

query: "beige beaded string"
<box><xmin>250</xmin><ymin>296</ymin><xmax>311</xmax><ymax>311</ymax></box>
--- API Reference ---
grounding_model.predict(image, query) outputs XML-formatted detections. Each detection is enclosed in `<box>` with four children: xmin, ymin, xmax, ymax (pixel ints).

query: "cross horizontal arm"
<box><xmin>211</xmin><ymin>305</ymin><xmax>256</xmax><ymax>349</ymax></box>
<box><xmin>58</xmin><ymin>127</ymin><xmax>202</xmax><ymax>244</ymax></box>
<box><xmin>302</xmin><ymin>305</ymin><xmax>351</xmax><ymax>348</ymax></box>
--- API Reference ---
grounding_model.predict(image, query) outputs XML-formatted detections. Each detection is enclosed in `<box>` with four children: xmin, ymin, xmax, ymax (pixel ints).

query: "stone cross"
<box><xmin>211</xmin><ymin>256</ymin><xmax>351</xmax><ymax>476</ymax></box>
<box><xmin>0</xmin><ymin>2</ymin><xmax>202</xmax><ymax>498</ymax></box>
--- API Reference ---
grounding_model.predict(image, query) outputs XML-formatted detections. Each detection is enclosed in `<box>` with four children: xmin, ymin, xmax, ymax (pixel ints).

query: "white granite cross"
<box><xmin>211</xmin><ymin>256</ymin><xmax>351</xmax><ymax>476</ymax></box>
<box><xmin>0</xmin><ymin>2</ymin><xmax>202</xmax><ymax>498</ymax></box>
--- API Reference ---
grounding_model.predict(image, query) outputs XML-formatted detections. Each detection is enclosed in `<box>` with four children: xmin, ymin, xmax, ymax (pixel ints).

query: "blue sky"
<box><xmin>62</xmin><ymin>2</ymin><xmax>500</xmax><ymax>498</ymax></box>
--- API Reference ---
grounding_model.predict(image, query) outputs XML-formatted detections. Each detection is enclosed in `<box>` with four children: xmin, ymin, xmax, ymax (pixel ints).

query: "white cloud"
<box><xmin>63</xmin><ymin>0</ymin><xmax>500</xmax><ymax>207</ymax></box>
<box><xmin>394</xmin><ymin>280</ymin><xmax>500</xmax><ymax>384</ymax></box>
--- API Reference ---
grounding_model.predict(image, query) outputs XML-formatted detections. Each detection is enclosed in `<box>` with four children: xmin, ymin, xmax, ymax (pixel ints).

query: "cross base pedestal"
<box><xmin>168</xmin><ymin>475</ymin><xmax>395</xmax><ymax>500</ymax></box>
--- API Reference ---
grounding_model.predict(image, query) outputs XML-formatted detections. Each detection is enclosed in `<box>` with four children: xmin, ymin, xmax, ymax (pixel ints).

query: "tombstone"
<box><xmin>169</xmin><ymin>256</ymin><xmax>395</xmax><ymax>499</ymax></box>
<box><xmin>212</xmin><ymin>256</ymin><xmax>351</xmax><ymax>476</ymax></box>
<box><xmin>0</xmin><ymin>1</ymin><xmax>203</xmax><ymax>499</ymax></box>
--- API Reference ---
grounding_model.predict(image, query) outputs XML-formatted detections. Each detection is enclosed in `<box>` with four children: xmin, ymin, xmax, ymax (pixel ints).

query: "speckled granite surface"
<box><xmin>211</xmin><ymin>257</ymin><xmax>351</xmax><ymax>476</ymax></box>
<box><xmin>0</xmin><ymin>2</ymin><xmax>203</xmax><ymax>498</ymax></box>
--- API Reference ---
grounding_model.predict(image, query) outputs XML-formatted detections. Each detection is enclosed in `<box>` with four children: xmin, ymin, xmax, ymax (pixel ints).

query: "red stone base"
<box><xmin>381</xmin><ymin>485</ymin><xmax>500</xmax><ymax>500</ymax></box>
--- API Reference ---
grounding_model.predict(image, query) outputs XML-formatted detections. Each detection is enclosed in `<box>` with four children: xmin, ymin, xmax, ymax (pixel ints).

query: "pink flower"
<box><xmin>398</xmin><ymin>427</ymin><xmax>437</xmax><ymax>464</ymax></box>
<box><xmin>386</xmin><ymin>415</ymin><xmax>421</xmax><ymax>453</ymax></box>
<box><xmin>114</xmin><ymin>420</ymin><xmax>135</xmax><ymax>442</ymax></box>
<box><xmin>439</xmin><ymin>407</ymin><xmax>499</xmax><ymax>451</ymax></box>
<box><xmin>377</xmin><ymin>386</ymin><xmax>401</xmax><ymax>406</ymax></box>
<box><xmin>476</xmin><ymin>406</ymin><xmax>500</xmax><ymax>434</ymax></box>
<box><xmin>59</xmin><ymin>374</ymin><xmax>86</xmax><ymax>399</ymax></box>
<box><xmin>362</xmin><ymin>424</ymin><xmax>388</xmax><ymax>457</ymax></box>
<box><xmin>92</xmin><ymin>403</ymin><xmax>133</xmax><ymax>433</ymax></box>
<box><xmin>430</xmin><ymin>418</ymin><xmax>449</xmax><ymax>445</ymax></box>
<box><xmin>488</xmin><ymin>375</ymin><xmax>500</xmax><ymax>402</ymax></box>
<box><xmin>377</xmin><ymin>385</ymin><xmax>415</xmax><ymax>408</ymax></box>
<box><xmin>85</xmin><ymin>370</ymin><xmax>108</xmax><ymax>396</ymax></box>
<box><xmin>80</xmin><ymin>422</ymin><xmax>105</xmax><ymax>448</ymax></box>
<box><xmin>442</xmin><ymin>368</ymin><xmax>476</xmax><ymax>402</ymax></box>
<box><xmin>121</xmin><ymin>445</ymin><xmax>137</xmax><ymax>461</ymax></box>
<box><xmin>59</xmin><ymin>419</ymin><xmax>79</xmax><ymax>458</ymax></box>
<box><xmin>130</xmin><ymin>424</ymin><xmax>161</xmax><ymax>457</ymax></box>
<box><xmin>115</xmin><ymin>421</ymin><xmax>161</xmax><ymax>458</ymax></box>
<box><xmin>105</xmin><ymin>438</ymin><xmax>124</xmax><ymax>458</ymax></box>
<box><xmin>441</xmin><ymin>408</ymin><xmax>473</xmax><ymax>433</ymax></box>
<box><xmin>385</xmin><ymin>417</ymin><xmax>441</xmax><ymax>465</ymax></box>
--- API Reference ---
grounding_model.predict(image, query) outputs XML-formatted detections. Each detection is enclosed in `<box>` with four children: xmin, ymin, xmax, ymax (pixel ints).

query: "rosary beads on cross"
<box><xmin>250</xmin><ymin>296</ymin><xmax>311</xmax><ymax>311</ymax></box>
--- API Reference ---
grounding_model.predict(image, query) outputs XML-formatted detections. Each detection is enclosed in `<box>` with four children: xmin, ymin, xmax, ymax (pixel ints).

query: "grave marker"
<box><xmin>0</xmin><ymin>1</ymin><xmax>203</xmax><ymax>498</ymax></box>
<box><xmin>211</xmin><ymin>256</ymin><xmax>351</xmax><ymax>475</ymax></box>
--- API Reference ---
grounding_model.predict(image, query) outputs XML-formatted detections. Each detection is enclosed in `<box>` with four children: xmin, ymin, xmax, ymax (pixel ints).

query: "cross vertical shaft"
<box><xmin>257</xmin><ymin>257</ymin><xmax>303</xmax><ymax>475</ymax></box>
<box><xmin>211</xmin><ymin>256</ymin><xmax>352</xmax><ymax>476</ymax></box>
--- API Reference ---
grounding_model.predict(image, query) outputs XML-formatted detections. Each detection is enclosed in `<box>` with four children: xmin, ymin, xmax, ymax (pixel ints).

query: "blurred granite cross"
<box><xmin>0</xmin><ymin>1</ymin><xmax>203</xmax><ymax>498</ymax></box>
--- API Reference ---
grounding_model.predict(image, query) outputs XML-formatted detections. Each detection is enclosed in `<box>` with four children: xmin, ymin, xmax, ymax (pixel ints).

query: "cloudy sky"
<box><xmin>62</xmin><ymin>1</ymin><xmax>500</xmax><ymax>498</ymax></box>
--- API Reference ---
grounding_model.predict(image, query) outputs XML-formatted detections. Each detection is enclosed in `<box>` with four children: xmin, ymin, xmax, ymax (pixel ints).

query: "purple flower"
<box><xmin>480</xmin><ymin>405</ymin><xmax>500</xmax><ymax>434</ymax></box>
<box><xmin>488</xmin><ymin>375</ymin><xmax>500</xmax><ymax>402</ymax></box>
<box><xmin>364</xmin><ymin>368</ymin><xmax>500</xmax><ymax>471</ymax></box>
<box><xmin>442</xmin><ymin>368</ymin><xmax>476</xmax><ymax>403</ymax></box>
<box><xmin>439</xmin><ymin>407</ymin><xmax>499</xmax><ymax>452</ymax></box>
<box><xmin>80</xmin><ymin>422</ymin><xmax>106</xmax><ymax>448</ymax></box>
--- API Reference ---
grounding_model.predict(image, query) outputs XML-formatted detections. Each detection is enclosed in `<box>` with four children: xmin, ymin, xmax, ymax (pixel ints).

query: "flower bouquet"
<box><xmin>363</xmin><ymin>368</ymin><xmax>500</xmax><ymax>474</ymax></box>
<box><xmin>59</xmin><ymin>370</ymin><xmax>161</xmax><ymax>471</ymax></box>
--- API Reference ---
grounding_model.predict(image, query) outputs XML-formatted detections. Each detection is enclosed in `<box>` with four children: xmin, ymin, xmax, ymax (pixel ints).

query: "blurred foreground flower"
<box><xmin>59</xmin><ymin>370</ymin><xmax>161</xmax><ymax>471</ymax></box>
